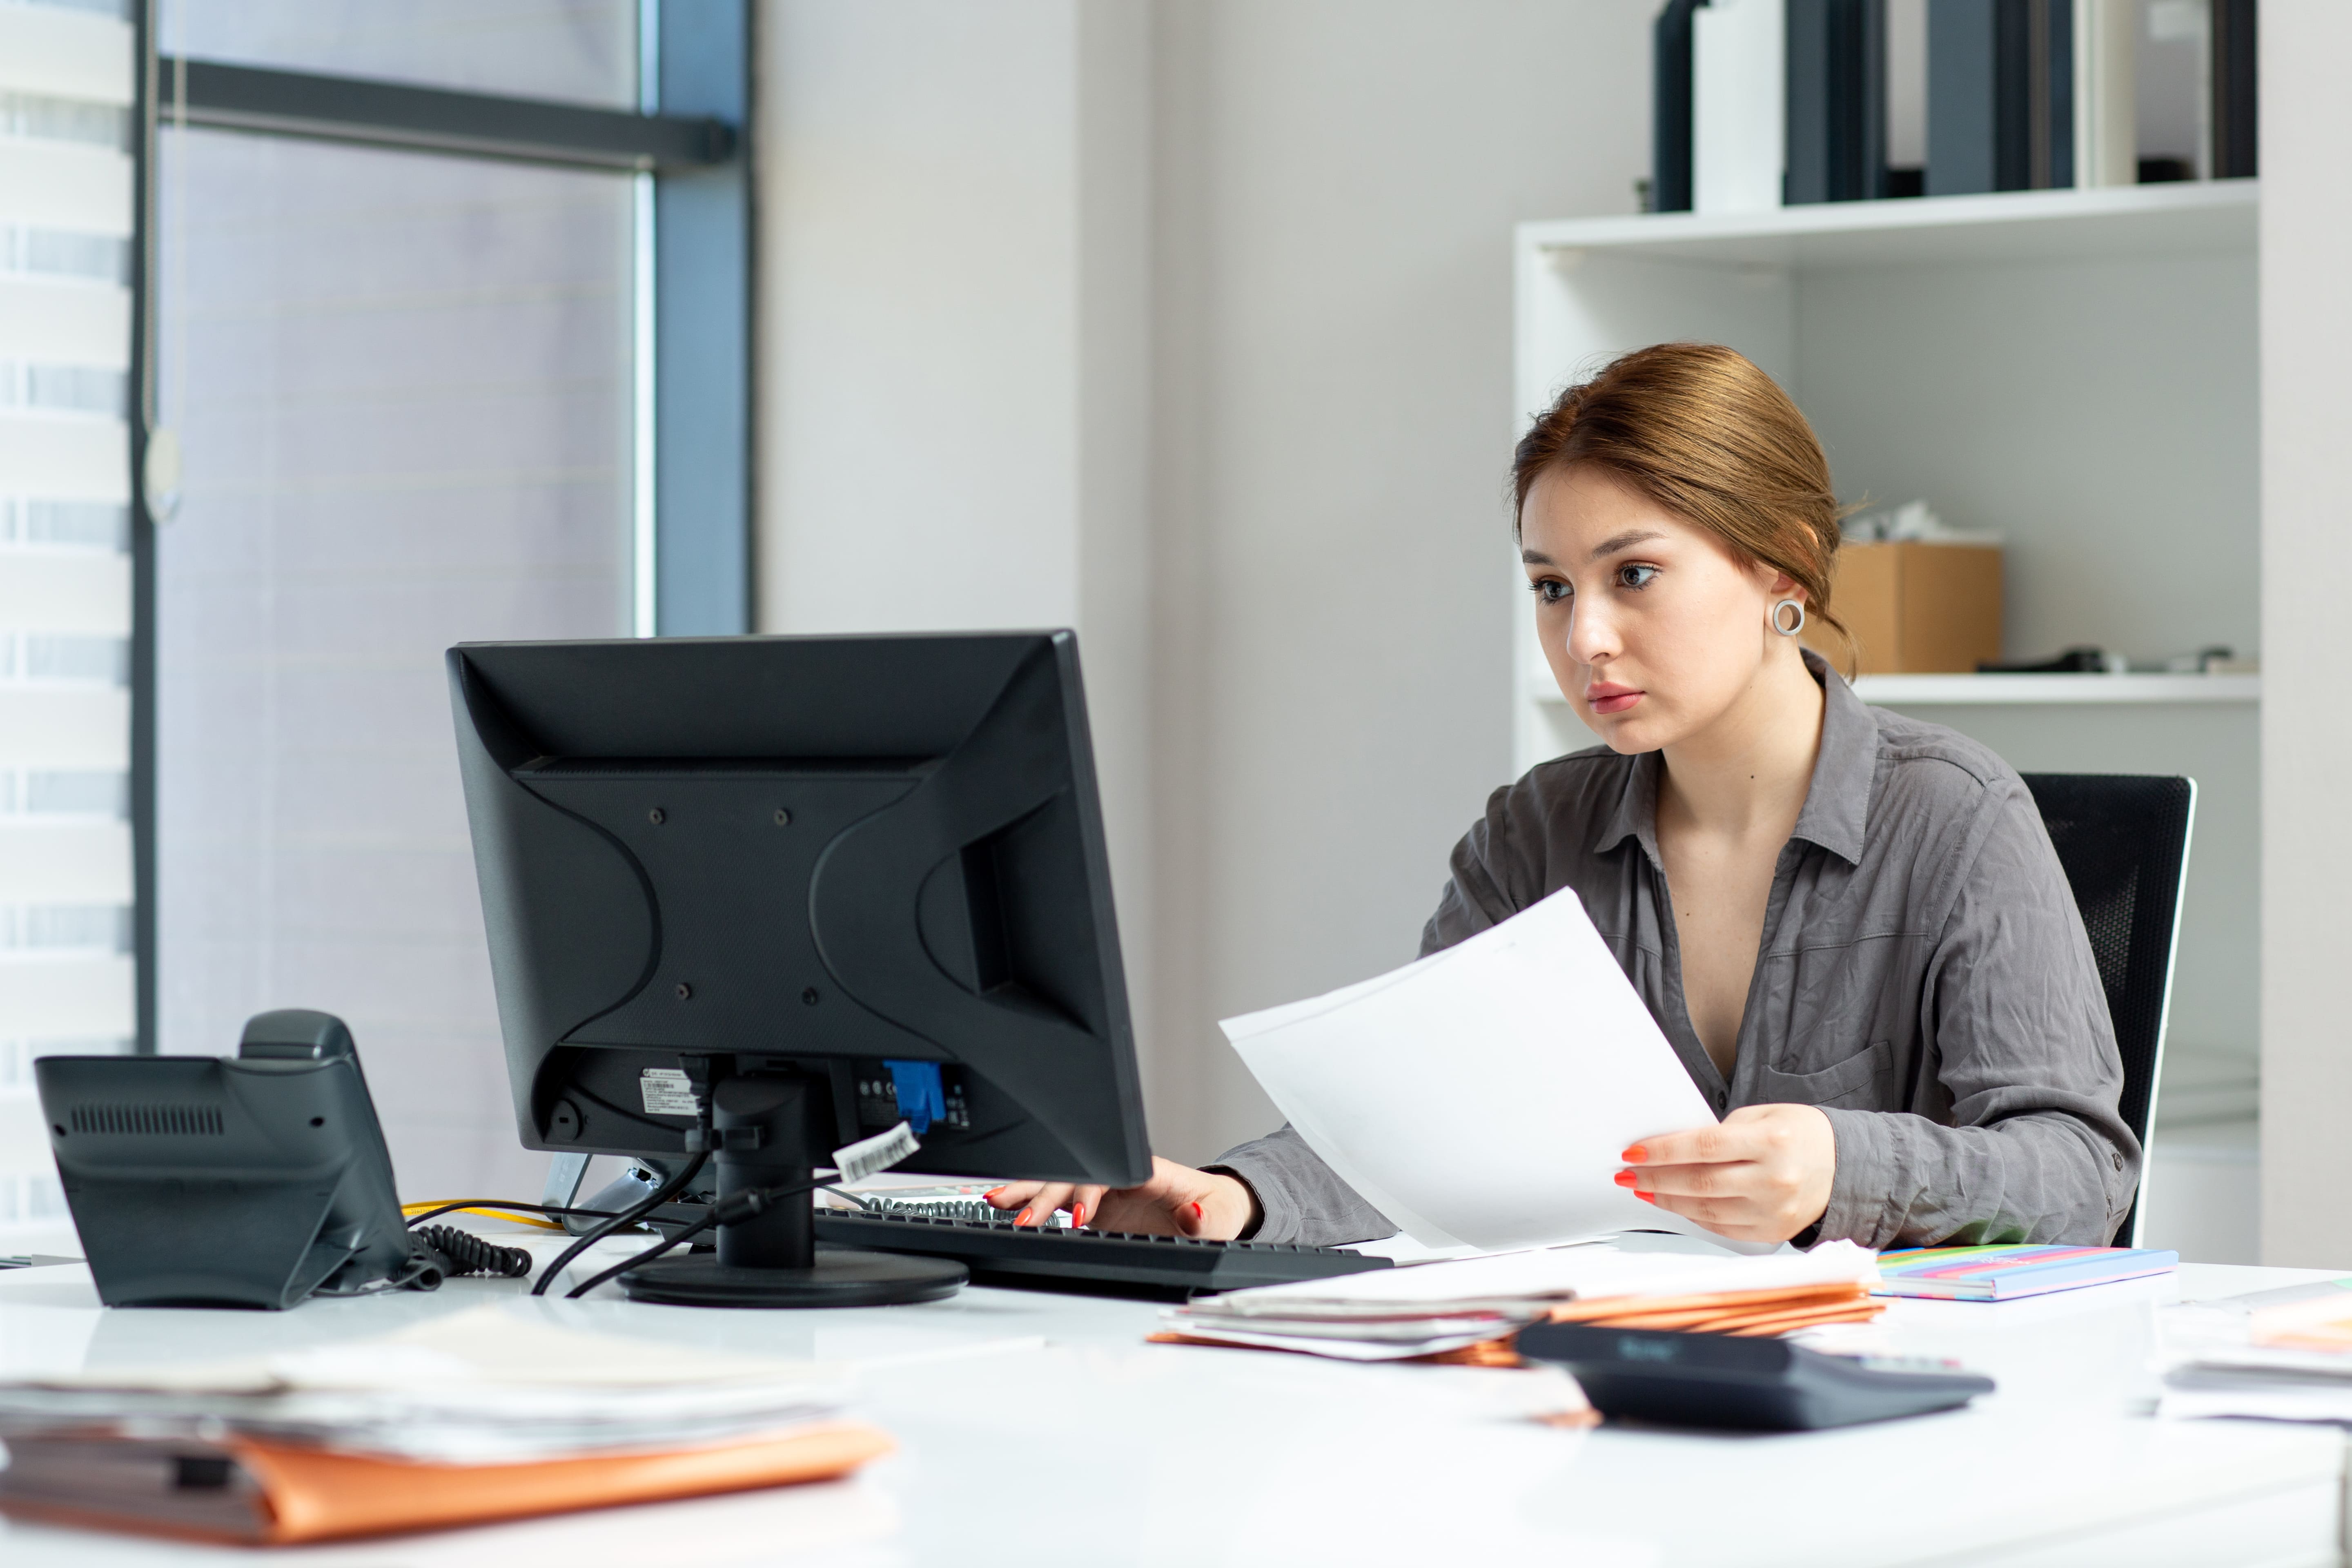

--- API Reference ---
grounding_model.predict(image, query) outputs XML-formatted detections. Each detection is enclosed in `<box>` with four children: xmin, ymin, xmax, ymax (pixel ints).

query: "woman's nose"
<box><xmin>1565</xmin><ymin>599</ymin><xmax>1617</xmax><ymax>666</ymax></box>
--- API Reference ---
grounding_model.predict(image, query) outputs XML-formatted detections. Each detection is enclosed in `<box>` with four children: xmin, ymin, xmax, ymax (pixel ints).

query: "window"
<box><xmin>0</xmin><ymin>0</ymin><xmax>745</xmax><ymax>1233</ymax></box>
<box><xmin>164</xmin><ymin>0</ymin><xmax>639</xmax><ymax>109</ymax></box>
<box><xmin>152</xmin><ymin>128</ymin><xmax>638</xmax><ymax>1194</ymax></box>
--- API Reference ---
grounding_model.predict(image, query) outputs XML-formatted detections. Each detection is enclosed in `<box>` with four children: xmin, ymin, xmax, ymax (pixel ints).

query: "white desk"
<box><xmin>0</xmin><ymin>1253</ymin><xmax>2344</xmax><ymax>1568</ymax></box>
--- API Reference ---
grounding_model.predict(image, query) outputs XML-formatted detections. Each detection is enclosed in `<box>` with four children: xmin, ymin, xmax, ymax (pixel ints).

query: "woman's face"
<box><xmin>1520</xmin><ymin>463</ymin><xmax>1797</xmax><ymax>755</ymax></box>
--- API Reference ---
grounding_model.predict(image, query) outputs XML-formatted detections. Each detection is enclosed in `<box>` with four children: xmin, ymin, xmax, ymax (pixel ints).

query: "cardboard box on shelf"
<box><xmin>1804</xmin><ymin>540</ymin><xmax>2002</xmax><ymax>675</ymax></box>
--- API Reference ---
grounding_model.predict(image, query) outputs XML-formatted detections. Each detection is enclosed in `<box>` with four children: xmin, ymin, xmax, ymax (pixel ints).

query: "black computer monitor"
<box><xmin>446</xmin><ymin>630</ymin><xmax>1152</xmax><ymax>1307</ymax></box>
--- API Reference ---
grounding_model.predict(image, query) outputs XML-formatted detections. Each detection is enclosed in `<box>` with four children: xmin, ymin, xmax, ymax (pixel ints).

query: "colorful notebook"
<box><xmin>1873</xmin><ymin>1245</ymin><xmax>2178</xmax><ymax>1302</ymax></box>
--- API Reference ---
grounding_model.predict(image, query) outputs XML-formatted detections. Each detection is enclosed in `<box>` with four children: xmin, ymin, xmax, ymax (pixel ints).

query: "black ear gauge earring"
<box><xmin>1772</xmin><ymin>599</ymin><xmax>1807</xmax><ymax>637</ymax></box>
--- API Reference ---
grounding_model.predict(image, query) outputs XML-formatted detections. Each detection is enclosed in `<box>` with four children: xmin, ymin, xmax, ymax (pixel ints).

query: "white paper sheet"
<box><xmin>1185</xmin><ymin>1240</ymin><xmax>1880</xmax><ymax>1317</ymax></box>
<box><xmin>1159</xmin><ymin>1327</ymin><xmax>1510</xmax><ymax>1362</ymax></box>
<box><xmin>1220</xmin><ymin>886</ymin><xmax>1722</xmax><ymax>1251</ymax></box>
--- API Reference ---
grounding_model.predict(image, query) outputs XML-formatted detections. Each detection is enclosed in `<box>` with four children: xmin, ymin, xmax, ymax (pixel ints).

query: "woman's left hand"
<box><xmin>1615</xmin><ymin>1103</ymin><xmax>1836</xmax><ymax>1245</ymax></box>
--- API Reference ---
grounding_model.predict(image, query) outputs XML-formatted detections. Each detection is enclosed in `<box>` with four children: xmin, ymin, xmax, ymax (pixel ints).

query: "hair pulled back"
<box><xmin>1512</xmin><ymin>342</ymin><xmax>1849</xmax><ymax>647</ymax></box>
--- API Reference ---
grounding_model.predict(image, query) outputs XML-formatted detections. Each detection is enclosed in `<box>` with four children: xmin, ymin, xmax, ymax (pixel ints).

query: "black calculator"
<box><xmin>1517</xmin><ymin>1323</ymin><xmax>1995</xmax><ymax>1431</ymax></box>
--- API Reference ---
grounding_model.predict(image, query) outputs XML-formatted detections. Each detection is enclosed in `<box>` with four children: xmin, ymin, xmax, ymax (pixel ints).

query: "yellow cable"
<box><xmin>401</xmin><ymin>1201</ymin><xmax>566</xmax><ymax>1232</ymax></box>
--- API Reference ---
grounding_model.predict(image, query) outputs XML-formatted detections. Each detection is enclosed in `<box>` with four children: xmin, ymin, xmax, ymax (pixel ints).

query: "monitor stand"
<box><xmin>621</xmin><ymin>1073</ymin><xmax>967</xmax><ymax>1309</ymax></box>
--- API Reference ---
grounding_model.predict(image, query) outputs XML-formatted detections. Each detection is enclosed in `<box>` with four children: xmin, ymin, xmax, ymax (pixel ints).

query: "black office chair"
<box><xmin>2018</xmin><ymin>774</ymin><xmax>2196</xmax><ymax>1247</ymax></box>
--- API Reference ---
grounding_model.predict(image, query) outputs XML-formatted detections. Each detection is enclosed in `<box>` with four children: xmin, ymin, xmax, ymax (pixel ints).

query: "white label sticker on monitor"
<box><xmin>639</xmin><ymin>1068</ymin><xmax>698</xmax><ymax>1116</ymax></box>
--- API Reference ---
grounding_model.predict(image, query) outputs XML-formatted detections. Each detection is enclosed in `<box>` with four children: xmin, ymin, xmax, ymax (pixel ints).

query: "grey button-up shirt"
<box><xmin>1212</xmin><ymin>652</ymin><xmax>2141</xmax><ymax>1251</ymax></box>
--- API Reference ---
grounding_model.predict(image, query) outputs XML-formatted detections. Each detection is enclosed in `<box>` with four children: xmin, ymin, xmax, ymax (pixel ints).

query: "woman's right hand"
<box><xmin>984</xmin><ymin>1156</ymin><xmax>1260</xmax><ymax>1239</ymax></box>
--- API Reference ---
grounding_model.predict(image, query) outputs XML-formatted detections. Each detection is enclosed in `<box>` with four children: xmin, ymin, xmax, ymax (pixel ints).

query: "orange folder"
<box><xmin>0</xmin><ymin>1421</ymin><xmax>893</xmax><ymax>1546</ymax></box>
<box><xmin>1545</xmin><ymin>1281</ymin><xmax>1883</xmax><ymax>1336</ymax></box>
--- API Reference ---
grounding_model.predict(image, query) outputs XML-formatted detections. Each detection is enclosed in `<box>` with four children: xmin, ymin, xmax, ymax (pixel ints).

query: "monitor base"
<box><xmin>619</xmin><ymin>1247</ymin><xmax>967</xmax><ymax>1308</ymax></box>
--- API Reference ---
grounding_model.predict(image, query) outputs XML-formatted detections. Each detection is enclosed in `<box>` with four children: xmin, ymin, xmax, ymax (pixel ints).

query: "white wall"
<box><xmin>757</xmin><ymin>4</ymin><xmax>1082</xmax><ymax>635</ymax></box>
<box><xmin>753</xmin><ymin>0</ymin><xmax>1160</xmax><ymax>1091</ymax></box>
<box><xmin>755</xmin><ymin>0</ymin><xmax>1649</xmax><ymax>1162</ymax></box>
<box><xmin>2259</xmin><ymin>2</ymin><xmax>2352</xmax><ymax>1268</ymax></box>
<box><xmin>1145</xmin><ymin>2</ymin><xmax>1648</xmax><ymax>1159</ymax></box>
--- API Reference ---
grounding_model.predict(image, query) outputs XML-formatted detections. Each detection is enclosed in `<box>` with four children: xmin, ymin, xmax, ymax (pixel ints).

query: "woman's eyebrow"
<box><xmin>1589</xmin><ymin>528</ymin><xmax>1666</xmax><ymax>560</ymax></box>
<box><xmin>1520</xmin><ymin>548</ymin><xmax>1557</xmax><ymax>566</ymax></box>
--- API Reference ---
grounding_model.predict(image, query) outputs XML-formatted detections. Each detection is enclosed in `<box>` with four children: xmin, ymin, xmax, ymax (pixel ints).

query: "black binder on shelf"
<box><xmin>1927</xmin><ymin>0</ymin><xmax>2071</xmax><ymax>196</ymax></box>
<box><xmin>2211</xmin><ymin>0</ymin><xmax>2258</xmax><ymax>179</ymax></box>
<box><xmin>1651</xmin><ymin>0</ymin><xmax>1700</xmax><ymax>212</ymax></box>
<box><xmin>1786</xmin><ymin>0</ymin><xmax>1887</xmax><ymax>204</ymax></box>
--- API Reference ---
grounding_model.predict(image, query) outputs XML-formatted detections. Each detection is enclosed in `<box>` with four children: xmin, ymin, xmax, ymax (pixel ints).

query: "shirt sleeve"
<box><xmin>1813</xmin><ymin>779</ymin><xmax>2143</xmax><ymax>1248</ymax></box>
<box><xmin>1417</xmin><ymin>782</ymin><xmax>1533</xmax><ymax>958</ymax></box>
<box><xmin>1205</xmin><ymin>1126</ymin><xmax>1397</xmax><ymax>1247</ymax></box>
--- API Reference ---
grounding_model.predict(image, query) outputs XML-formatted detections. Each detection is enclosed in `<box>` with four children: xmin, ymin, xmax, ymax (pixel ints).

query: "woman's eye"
<box><xmin>1616</xmin><ymin>564</ymin><xmax>1659</xmax><ymax>590</ymax></box>
<box><xmin>1529</xmin><ymin>578</ymin><xmax>1571</xmax><ymax>605</ymax></box>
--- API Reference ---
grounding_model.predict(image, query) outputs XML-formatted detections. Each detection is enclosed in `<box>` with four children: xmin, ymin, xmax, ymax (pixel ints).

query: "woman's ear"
<box><xmin>1760</xmin><ymin>565</ymin><xmax>1802</xmax><ymax>599</ymax></box>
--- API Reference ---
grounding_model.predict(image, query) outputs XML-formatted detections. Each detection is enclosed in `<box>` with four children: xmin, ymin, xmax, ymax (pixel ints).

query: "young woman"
<box><xmin>989</xmin><ymin>342</ymin><xmax>2138</xmax><ymax>1251</ymax></box>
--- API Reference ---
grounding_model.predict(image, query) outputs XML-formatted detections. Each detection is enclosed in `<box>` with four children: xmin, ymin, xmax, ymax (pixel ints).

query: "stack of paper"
<box><xmin>0</xmin><ymin>1304</ymin><xmax>854</xmax><ymax>1462</ymax></box>
<box><xmin>1156</xmin><ymin>1240</ymin><xmax>1882</xmax><ymax>1363</ymax></box>
<box><xmin>2158</xmin><ymin>1280</ymin><xmax>2352</xmax><ymax>1423</ymax></box>
<box><xmin>0</xmin><ymin>1305</ymin><xmax>891</xmax><ymax>1544</ymax></box>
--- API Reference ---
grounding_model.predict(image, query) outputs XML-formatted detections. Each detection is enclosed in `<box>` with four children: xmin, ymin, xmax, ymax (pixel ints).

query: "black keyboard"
<box><xmin>812</xmin><ymin>1210</ymin><xmax>1392</xmax><ymax>1299</ymax></box>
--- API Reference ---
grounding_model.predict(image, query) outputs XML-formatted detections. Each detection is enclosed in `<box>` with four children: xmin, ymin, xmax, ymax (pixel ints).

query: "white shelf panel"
<box><xmin>1856</xmin><ymin>673</ymin><xmax>2260</xmax><ymax>705</ymax></box>
<box><xmin>1527</xmin><ymin>673</ymin><xmax>2260</xmax><ymax>707</ymax></box>
<box><xmin>1519</xmin><ymin>181</ymin><xmax>2255</xmax><ymax>270</ymax></box>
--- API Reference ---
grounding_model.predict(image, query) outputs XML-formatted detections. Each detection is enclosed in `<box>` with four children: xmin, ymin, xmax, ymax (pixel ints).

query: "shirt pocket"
<box><xmin>1755</xmin><ymin>1038</ymin><xmax>1894</xmax><ymax>1111</ymax></box>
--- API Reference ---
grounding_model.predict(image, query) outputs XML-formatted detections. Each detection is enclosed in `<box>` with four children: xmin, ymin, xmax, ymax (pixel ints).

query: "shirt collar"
<box><xmin>1592</xmin><ymin>648</ymin><xmax>1877</xmax><ymax>869</ymax></box>
<box><xmin>1790</xmin><ymin>647</ymin><xmax>1875</xmax><ymax>867</ymax></box>
<box><xmin>1596</xmin><ymin>751</ymin><xmax>1662</xmax><ymax>865</ymax></box>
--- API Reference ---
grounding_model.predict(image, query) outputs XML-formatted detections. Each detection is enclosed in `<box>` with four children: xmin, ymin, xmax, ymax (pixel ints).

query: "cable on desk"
<box><xmin>562</xmin><ymin>1180</ymin><xmax>850</xmax><ymax>1299</ymax></box>
<box><xmin>531</xmin><ymin>1150</ymin><xmax>709</xmax><ymax>1297</ymax></box>
<box><xmin>411</xmin><ymin>1225</ymin><xmax>535</xmax><ymax>1279</ymax></box>
<box><xmin>401</xmin><ymin>1199</ymin><xmax>626</xmax><ymax>1231</ymax></box>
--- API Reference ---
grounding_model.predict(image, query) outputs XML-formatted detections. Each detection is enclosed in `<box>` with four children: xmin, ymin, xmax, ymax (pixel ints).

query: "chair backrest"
<box><xmin>2018</xmin><ymin>773</ymin><xmax>2196</xmax><ymax>1248</ymax></box>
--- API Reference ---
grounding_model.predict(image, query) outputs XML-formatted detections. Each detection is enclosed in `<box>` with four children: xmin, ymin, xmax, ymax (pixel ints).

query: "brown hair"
<box><xmin>1512</xmin><ymin>342</ymin><xmax>1849</xmax><ymax>648</ymax></box>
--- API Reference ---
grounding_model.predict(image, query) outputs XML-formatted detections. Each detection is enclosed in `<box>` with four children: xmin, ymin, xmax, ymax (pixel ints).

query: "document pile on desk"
<box><xmin>1221</xmin><ymin>886</ymin><xmax>1723</xmax><ymax>1252</ymax></box>
<box><xmin>1155</xmin><ymin>1239</ymin><xmax>1883</xmax><ymax>1362</ymax></box>
<box><xmin>2156</xmin><ymin>1278</ymin><xmax>2352</xmax><ymax>1423</ymax></box>
<box><xmin>0</xmin><ymin>1305</ymin><xmax>890</xmax><ymax>1544</ymax></box>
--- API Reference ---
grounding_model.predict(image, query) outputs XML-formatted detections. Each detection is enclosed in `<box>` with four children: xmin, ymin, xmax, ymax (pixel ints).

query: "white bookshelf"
<box><xmin>1512</xmin><ymin>180</ymin><xmax>2261</xmax><ymax>1098</ymax></box>
<box><xmin>1852</xmin><ymin>672</ymin><xmax>2260</xmax><ymax>705</ymax></box>
<box><xmin>1519</xmin><ymin>180</ymin><xmax>2254</xmax><ymax>269</ymax></box>
<box><xmin>1528</xmin><ymin>671</ymin><xmax>2260</xmax><ymax>707</ymax></box>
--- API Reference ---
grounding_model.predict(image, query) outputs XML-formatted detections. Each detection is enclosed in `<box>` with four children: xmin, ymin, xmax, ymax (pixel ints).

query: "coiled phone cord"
<box><xmin>412</xmin><ymin>1224</ymin><xmax>533</xmax><ymax>1280</ymax></box>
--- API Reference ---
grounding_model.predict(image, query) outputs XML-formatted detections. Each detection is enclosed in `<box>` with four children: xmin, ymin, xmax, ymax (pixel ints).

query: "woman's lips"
<box><xmin>1585</xmin><ymin>682</ymin><xmax>1643</xmax><ymax>715</ymax></box>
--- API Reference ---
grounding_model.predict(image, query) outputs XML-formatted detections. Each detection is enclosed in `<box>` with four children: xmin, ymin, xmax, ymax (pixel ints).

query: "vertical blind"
<box><xmin>0</xmin><ymin>0</ymin><xmax>136</xmax><ymax>1238</ymax></box>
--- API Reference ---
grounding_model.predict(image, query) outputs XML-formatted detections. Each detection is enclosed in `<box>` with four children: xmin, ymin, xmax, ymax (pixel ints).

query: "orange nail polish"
<box><xmin>1015</xmin><ymin>1209</ymin><xmax>1033</xmax><ymax>1226</ymax></box>
<box><xmin>1635</xmin><ymin>1192</ymin><xmax>1657</xmax><ymax>1205</ymax></box>
<box><xmin>1070</xmin><ymin>1204</ymin><xmax>1085</xmax><ymax>1229</ymax></box>
<box><xmin>1189</xmin><ymin>1201</ymin><xmax>1204</xmax><ymax>1220</ymax></box>
<box><xmin>1620</xmin><ymin>1145</ymin><xmax>1648</xmax><ymax>1164</ymax></box>
<box><xmin>1613</xmin><ymin>1169</ymin><xmax>1638</xmax><ymax>1188</ymax></box>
